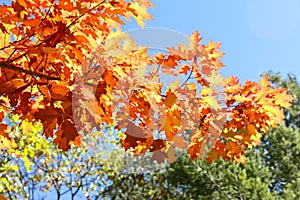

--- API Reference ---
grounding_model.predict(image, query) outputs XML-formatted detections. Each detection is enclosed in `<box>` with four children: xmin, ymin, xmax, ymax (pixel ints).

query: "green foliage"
<box><xmin>0</xmin><ymin>119</ymin><xmax>167</xmax><ymax>199</ymax></box>
<box><xmin>258</xmin><ymin>71</ymin><xmax>300</xmax><ymax>198</ymax></box>
<box><xmin>258</xmin><ymin>125</ymin><xmax>300</xmax><ymax>196</ymax></box>
<box><xmin>165</xmin><ymin>151</ymin><xmax>277</xmax><ymax>200</ymax></box>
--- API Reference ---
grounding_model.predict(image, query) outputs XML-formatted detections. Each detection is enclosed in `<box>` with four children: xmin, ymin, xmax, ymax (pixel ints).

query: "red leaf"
<box><xmin>12</xmin><ymin>1</ymin><xmax>24</xmax><ymax>15</ymax></box>
<box><xmin>0</xmin><ymin>124</ymin><xmax>9</xmax><ymax>137</ymax></box>
<box><xmin>162</xmin><ymin>55</ymin><xmax>178</xmax><ymax>69</ymax></box>
<box><xmin>54</xmin><ymin>120</ymin><xmax>79</xmax><ymax>150</ymax></box>
<box><xmin>150</xmin><ymin>139</ymin><xmax>166</xmax><ymax>152</ymax></box>
<box><xmin>35</xmin><ymin>108</ymin><xmax>59</xmax><ymax>137</ymax></box>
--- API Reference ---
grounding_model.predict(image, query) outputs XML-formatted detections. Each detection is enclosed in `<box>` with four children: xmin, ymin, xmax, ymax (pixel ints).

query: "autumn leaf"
<box><xmin>50</xmin><ymin>82</ymin><xmax>70</xmax><ymax>99</ymax></box>
<box><xmin>260</xmin><ymin>75</ymin><xmax>271</xmax><ymax>89</ymax></box>
<box><xmin>178</xmin><ymin>65</ymin><xmax>190</xmax><ymax>75</ymax></box>
<box><xmin>162</xmin><ymin>55</ymin><xmax>178</xmax><ymax>69</ymax></box>
<box><xmin>164</xmin><ymin>90</ymin><xmax>177</xmax><ymax>107</ymax></box>
<box><xmin>35</xmin><ymin>108</ymin><xmax>59</xmax><ymax>137</ymax></box>
<box><xmin>0</xmin><ymin>193</ymin><xmax>7</xmax><ymax>200</ymax></box>
<box><xmin>54</xmin><ymin>120</ymin><xmax>79</xmax><ymax>151</ymax></box>
<box><xmin>42</xmin><ymin>47</ymin><xmax>57</xmax><ymax>54</ymax></box>
<box><xmin>151</xmin><ymin>150</ymin><xmax>168</xmax><ymax>163</ymax></box>
<box><xmin>172</xmin><ymin>135</ymin><xmax>188</xmax><ymax>150</ymax></box>
<box><xmin>0</xmin><ymin>78</ymin><xmax>30</xmax><ymax>94</ymax></box>
<box><xmin>150</xmin><ymin>139</ymin><xmax>166</xmax><ymax>152</ymax></box>
<box><xmin>190</xmin><ymin>30</ymin><xmax>202</xmax><ymax>45</ymax></box>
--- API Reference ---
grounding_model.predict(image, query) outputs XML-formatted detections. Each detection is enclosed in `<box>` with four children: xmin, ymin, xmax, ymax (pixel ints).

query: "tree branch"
<box><xmin>0</xmin><ymin>62</ymin><xmax>60</xmax><ymax>80</ymax></box>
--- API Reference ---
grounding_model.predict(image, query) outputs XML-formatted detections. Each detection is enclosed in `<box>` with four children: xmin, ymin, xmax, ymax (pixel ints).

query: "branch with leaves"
<box><xmin>0</xmin><ymin>0</ymin><xmax>293</xmax><ymax>164</ymax></box>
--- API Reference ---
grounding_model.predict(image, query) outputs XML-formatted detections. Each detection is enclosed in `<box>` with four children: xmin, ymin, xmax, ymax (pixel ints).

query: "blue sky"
<box><xmin>125</xmin><ymin>0</ymin><xmax>300</xmax><ymax>82</ymax></box>
<box><xmin>1</xmin><ymin>0</ymin><xmax>299</xmax><ymax>82</ymax></box>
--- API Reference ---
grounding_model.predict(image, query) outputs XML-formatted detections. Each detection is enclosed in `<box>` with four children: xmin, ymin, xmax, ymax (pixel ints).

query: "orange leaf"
<box><xmin>23</xmin><ymin>18</ymin><xmax>41</xmax><ymax>26</ymax></box>
<box><xmin>172</xmin><ymin>135</ymin><xmax>188</xmax><ymax>149</ymax></box>
<box><xmin>162</xmin><ymin>55</ymin><xmax>178</xmax><ymax>69</ymax></box>
<box><xmin>0</xmin><ymin>193</ymin><xmax>7</xmax><ymax>200</ymax></box>
<box><xmin>42</xmin><ymin>47</ymin><xmax>57</xmax><ymax>54</ymax></box>
<box><xmin>190</xmin><ymin>30</ymin><xmax>202</xmax><ymax>44</ymax></box>
<box><xmin>50</xmin><ymin>82</ymin><xmax>70</xmax><ymax>99</ymax></box>
<box><xmin>72</xmin><ymin>47</ymin><xmax>84</xmax><ymax>63</ymax></box>
<box><xmin>17</xmin><ymin>0</ymin><xmax>27</xmax><ymax>7</ymax></box>
<box><xmin>38</xmin><ymin>85</ymin><xmax>51</xmax><ymax>101</ymax></box>
<box><xmin>247</xmin><ymin>124</ymin><xmax>257</xmax><ymax>135</ymax></box>
<box><xmin>178</xmin><ymin>65</ymin><xmax>190</xmax><ymax>75</ymax></box>
<box><xmin>164</xmin><ymin>90</ymin><xmax>177</xmax><ymax>107</ymax></box>
<box><xmin>0</xmin><ymin>78</ymin><xmax>29</xmax><ymax>94</ymax></box>
<box><xmin>155</xmin><ymin>53</ymin><xmax>164</xmax><ymax>65</ymax></box>
<box><xmin>260</xmin><ymin>75</ymin><xmax>271</xmax><ymax>88</ymax></box>
<box><xmin>74</xmin><ymin>34</ymin><xmax>90</xmax><ymax>45</ymax></box>
<box><xmin>69</xmin><ymin>135</ymin><xmax>81</xmax><ymax>146</ymax></box>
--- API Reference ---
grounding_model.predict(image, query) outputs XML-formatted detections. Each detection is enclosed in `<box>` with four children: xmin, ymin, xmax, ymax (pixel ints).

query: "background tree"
<box><xmin>0</xmin><ymin>115</ymin><xmax>170</xmax><ymax>200</ymax></box>
<box><xmin>258</xmin><ymin>72</ymin><xmax>300</xmax><ymax>199</ymax></box>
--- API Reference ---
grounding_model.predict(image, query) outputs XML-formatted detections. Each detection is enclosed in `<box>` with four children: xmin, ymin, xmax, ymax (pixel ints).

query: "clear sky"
<box><xmin>125</xmin><ymin>0</ymin><xmax>300</xmax><ymax>83</ymax></box>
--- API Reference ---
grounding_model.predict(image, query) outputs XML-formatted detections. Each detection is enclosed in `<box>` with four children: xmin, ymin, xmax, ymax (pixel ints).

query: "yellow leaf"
<box><xmin>186</xmin><ymin>83</ymin><xmax>196</xmax><ymax>91</ymax></box>
<box><xmin>0</xmin><ymin>135</ymin><xmax>12</xmax><ymax>149</ymax></box>
<box><xmin>200</xmin><ymin>87</ymin><xmax>210</xmax><ymax>96</ymax></box>
<box><xmin>260</xmin><ymin>75</ymin><xmax>270</xmax><ymax>89</ymax></box>
<box><xmin>237</xmin><ymin>155</ymin><xmax>246</xmax><ymax>164</ymax></box>
<box><xmin>129</xmin><ymin>2</ymin><xmax>153</xmax><ymax>27</ymax></box>
<box><xmin>205</xmin><ymin>40</ymin><xmax>221</xmax><ymax>52</ymax></box>
<box><xmin>274</xmin><ymin>90</ymin><xmax>294</xmax><ymax>108</ymax></box>
<box><xmin>234</xmin><ymin>95</ymin><xmax>251</xmax><ymax>102</ymax></box>
<box><xmin>262</xmin><ymin>105</ymin><xmax>283</xmax><ymax>119</ymax></box>
<box><xmin>250</xmin><ymin>132</ymin><xmax>262</xmax><ymax>145</ymax></box>
<box><xmin>135</xmin><ymin>64</ymin><xmax>147</xmax><ymax>78</ymax></box>
<box><xmin>202</xmin><ymin>96</ymin><xmax>220</xmax><ymax>109</ymax></box>
<box><xmin>54</xmin><ymin>101</ymin><xmax>63</xmax><ymax>109</ymax></box>
<box><xmin>234</xmin><ymin>135</ymin><xmax>243</xmax><ymax>140</ymax></box>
